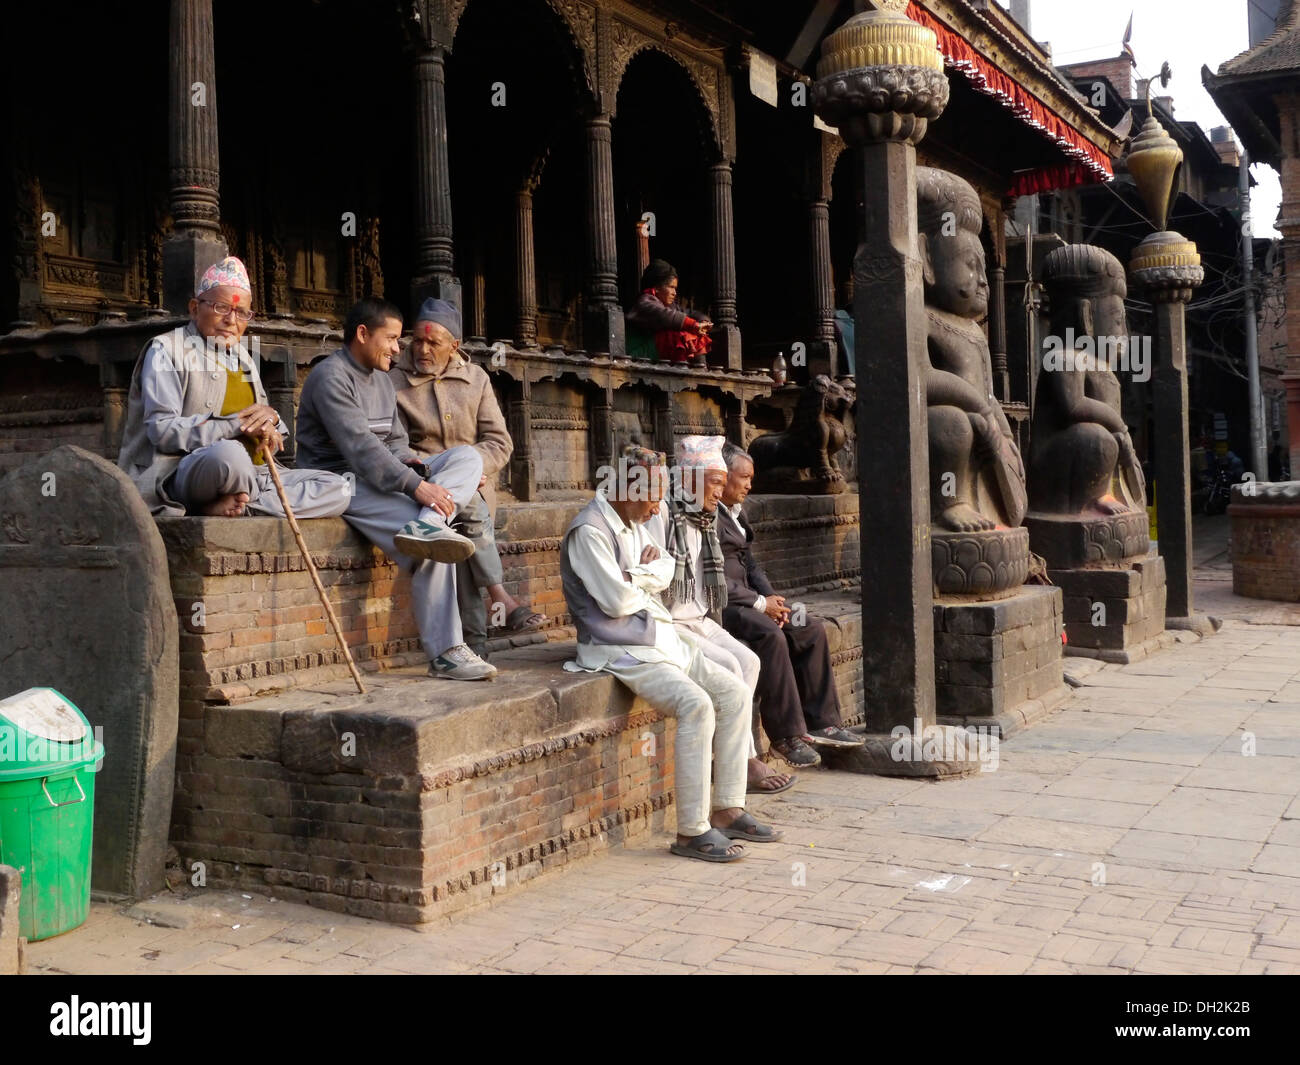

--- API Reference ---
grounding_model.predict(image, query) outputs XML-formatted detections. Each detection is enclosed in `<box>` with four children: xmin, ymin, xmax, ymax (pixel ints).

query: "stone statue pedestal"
<box><xmin>1024</xmin><ymin>511</ymin><xmax>1150</xmax><ymax>569</ymax></box>
<box><xmin>1027</xmin><ymin>512</ymin><xmax>1170</xmax><ymax>664</ymax></box>
<box><xmin>932</xmin><ymin>585</ymin><xmax>1069</xmax><ymax>739</ymax></box>
<box><xmin>932</xmin><ymin>527</ymin><xmax>1030</xmax><ymax>596</ymax></box>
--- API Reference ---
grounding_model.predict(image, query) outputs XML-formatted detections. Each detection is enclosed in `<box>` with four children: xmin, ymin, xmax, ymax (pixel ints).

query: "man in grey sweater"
<box><xmin>296</xmin><ymin>297</ymin><xmax>495</xmax><ymax>682</ymax></box>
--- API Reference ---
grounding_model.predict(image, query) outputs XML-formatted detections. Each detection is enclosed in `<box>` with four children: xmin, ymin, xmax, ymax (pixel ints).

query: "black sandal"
<box><xmin>715</xmin><ymin>811</ymin><xmax>783</xmax><ymax>843</ymax></box>
<box><xmin>669</xmin><ymin>827</ymin><xmax>746</xmax><ymax>862</ymax></box>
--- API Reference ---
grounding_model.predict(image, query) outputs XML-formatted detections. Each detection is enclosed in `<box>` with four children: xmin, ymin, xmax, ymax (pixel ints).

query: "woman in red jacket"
<box><xmin>625</xmin><ymin>259</ymin><xmax>713</xmax><ymax>368</ymax></box>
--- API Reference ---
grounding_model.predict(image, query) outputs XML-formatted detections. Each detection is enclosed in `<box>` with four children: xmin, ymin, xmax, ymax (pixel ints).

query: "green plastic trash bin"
<box><xmin>0</xmin><ymin>687</ymin><xmax>103</xmax><ymax>941</ymax></box>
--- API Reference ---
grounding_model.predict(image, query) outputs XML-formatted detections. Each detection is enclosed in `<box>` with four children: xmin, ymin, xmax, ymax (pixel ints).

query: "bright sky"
<box><xmin>997</xmin><ymin>0</ymin><xmax>1281</xmax><ymax>236</ymax></box>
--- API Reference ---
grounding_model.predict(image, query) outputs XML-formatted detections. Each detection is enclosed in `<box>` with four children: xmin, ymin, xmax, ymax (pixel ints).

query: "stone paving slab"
<box><xmin>23</xmin><ymin>615</ymin><xmax>1300</xmax><ymax>976</ymax></box>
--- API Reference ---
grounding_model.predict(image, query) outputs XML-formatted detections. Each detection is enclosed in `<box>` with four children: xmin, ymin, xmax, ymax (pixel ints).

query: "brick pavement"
<box><xmin>23</xmin><ymin>607</ymin><xmax>1300</xmax><ymax>975</ymax></box>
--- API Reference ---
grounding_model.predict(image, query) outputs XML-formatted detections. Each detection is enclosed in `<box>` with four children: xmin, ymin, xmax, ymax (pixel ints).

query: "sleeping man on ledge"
<box><xmin>559</xmin><ymin>445</ymin><xmax>781</xmax><ymax>862</ymax></box>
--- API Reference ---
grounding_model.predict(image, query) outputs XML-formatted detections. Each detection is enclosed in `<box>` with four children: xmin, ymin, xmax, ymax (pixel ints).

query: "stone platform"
<box><xmin>161</xmin><ymin>497</ymin><xmax>866</xmax><ymax>922</ymax></box>
<box><xmin>933</xmin><ymin>584</ymin><xmax>1069</xmax><ymax>738</ymax></box>
<box><xmin>174</xmin><ymin>594</ymin><xmax>867</xmax><ymax>924</ymax></box>
<box><xmin>1055</xmin><ymin>554</ymin><xmax>1171</xmax><ymax>664</ymax></box>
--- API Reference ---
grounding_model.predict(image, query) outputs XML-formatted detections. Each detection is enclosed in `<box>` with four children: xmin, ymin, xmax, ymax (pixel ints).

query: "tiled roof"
<box><xmin>1219</xmin><ymin>0</ymin><xmax>1300</xmax><ymax>75</ymax></box>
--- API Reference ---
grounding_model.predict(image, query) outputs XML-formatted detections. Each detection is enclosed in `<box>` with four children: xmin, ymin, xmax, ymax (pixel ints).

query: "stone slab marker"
<box><xmin>0</xmin><ymin>446</ymin><xmax>178</xmax><ymax>898</ymax></box>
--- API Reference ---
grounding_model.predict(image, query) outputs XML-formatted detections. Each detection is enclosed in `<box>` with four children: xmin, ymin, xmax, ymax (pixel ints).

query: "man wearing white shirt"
<box><xmin>560</xmin><ymin>446</ymin><xmax>780</xmax><ymax>862</ymax></box>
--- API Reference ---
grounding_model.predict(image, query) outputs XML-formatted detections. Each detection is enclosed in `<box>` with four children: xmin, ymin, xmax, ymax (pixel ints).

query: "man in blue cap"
<box><xmin>390</xmin><ymin>298</ymin><xmax>547</xmax><ymax>659</ymax></box>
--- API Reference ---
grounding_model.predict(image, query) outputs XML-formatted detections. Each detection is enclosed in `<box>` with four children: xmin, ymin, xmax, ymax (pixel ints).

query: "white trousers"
<box><xmin>602</xmin><ymin>636</ymin><xmax>750</xmax><ymax>838</ymax></box>
<box><xmin>673</xmin><ymin>615</ymin><xmax>761</xmax><ymax>758</ymax></box>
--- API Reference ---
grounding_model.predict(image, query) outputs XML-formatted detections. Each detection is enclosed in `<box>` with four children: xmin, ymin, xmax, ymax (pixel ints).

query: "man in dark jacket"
<box><xmin>717</xmin><ymin>444</ymin><xmax>864</xmax><ymax>751</ymax></box>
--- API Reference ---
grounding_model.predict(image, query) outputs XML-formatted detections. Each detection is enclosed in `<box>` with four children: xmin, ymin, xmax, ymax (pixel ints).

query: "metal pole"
<box><xmin>1240</xmin><ymin>150</ymin><xmax>1267</xmax><ymax>477</ymax></box>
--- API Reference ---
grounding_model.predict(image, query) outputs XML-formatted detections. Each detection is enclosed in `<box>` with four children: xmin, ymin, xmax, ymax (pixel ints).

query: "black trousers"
<box><xmin>721</xmin><ymin>605</ymin><xmax>843</xmax><ymax>741</ymax></box>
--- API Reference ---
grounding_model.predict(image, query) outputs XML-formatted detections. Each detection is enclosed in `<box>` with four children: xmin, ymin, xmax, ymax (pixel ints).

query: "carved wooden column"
<box><xmin>163</xmin><ymin>0</ymin><xmax>226</xmax><ymax>313</ymax></box>
<box><xmin>589</xmin><ymin>387</ymin><xmax>614</xmax><ymax>477</ymax></box>
<box><xmin>411</xmin><ymin>44</ymin><xmax>460</xmax><ymax>312</ymax></box>
<box><xmin>585</xmin><ymin>114</ymin><xmax>625</xmax><ymax>355</ymax></box>
<box><xmin>810</xmin><ymin>196</ymin><xmax>837</xmax><ymax>378</ymax></box>
<box><xmin>988</xmin><ymin>262</ymin><xmax>1010</xmax><ymax>400</ymax></box>
<box><xmin>515</xmin><ymin>180</ymin><xmax>539</xmax><ymax>349</ymax></box>
<box><xmin>469</xmin><ymin>242</ymin><xmax>487</xmax><ymax>340</ymax></box>
<box><xmin>267</xmin><ymin>362</ymin><xmax>298</xmax><ymax>464</ymax></box>
<box><xmin>652</xmin><ymin>390</ymin><xmax>675</xmax><ymax>457</ymax></box>
<box><xmin>724</xmin><ymin>396</ymin><xmax>745</xmax><ymax>448</ymax></box>
<box><xmin>101</xmin><ymin>381</ymin><xmax>129</xmax><ymax>461</ymax></box>
<box><xmin>709</xmin><ymin>162</ymin><xmax>742</xmax><ymax>370</ymax></box>
<box><xmin>508</xmin><ymin>378</ymin><xmax>535</xmax><ymax>501</ymax></box>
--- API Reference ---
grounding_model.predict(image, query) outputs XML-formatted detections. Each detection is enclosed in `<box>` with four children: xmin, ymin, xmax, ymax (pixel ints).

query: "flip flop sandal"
<box><xmin>669</xmin><ymin>827</ymin><xmax>746</xmax><ymax>863</ymax></box>
<box><xmin>746</xmin><ymin>771</ymin><xmax>797</xmax><ymax>795</ymax></box>
<box><xmin>501</xmin><ymin>604</ymin><xmax>548</xmax><ymax>634</ymax></box>
<box><xmin>716</xmin><ymin>812</ymin><xmax>783</xmax><ymax>843</ymax></box>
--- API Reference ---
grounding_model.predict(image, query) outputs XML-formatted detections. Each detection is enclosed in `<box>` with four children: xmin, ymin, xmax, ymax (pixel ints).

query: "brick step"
<box><xmin>174</xmin><ymin>595</ymin><xmax>867</xmax><ymax>925</ymax></box>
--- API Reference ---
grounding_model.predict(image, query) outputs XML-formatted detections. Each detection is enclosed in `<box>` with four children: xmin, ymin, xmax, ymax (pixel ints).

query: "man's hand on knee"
<box><xmin>414</xmin><ymin>479</ymin><xmax>455</xmax><ymax>518</ymax></box>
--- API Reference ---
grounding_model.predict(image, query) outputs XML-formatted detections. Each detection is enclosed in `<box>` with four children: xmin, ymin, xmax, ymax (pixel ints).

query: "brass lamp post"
<box><xmin>1128</xmin><ymin>81</ymin><xmax>1209</xmax><ymax>628</ymax></box>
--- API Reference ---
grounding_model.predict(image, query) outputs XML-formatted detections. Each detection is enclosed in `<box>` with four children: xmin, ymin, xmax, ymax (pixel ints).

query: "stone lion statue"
<box><xmin>750</xmin><ymin>374</ymin><xmax>853</xmax><ymax>494</ymax></box>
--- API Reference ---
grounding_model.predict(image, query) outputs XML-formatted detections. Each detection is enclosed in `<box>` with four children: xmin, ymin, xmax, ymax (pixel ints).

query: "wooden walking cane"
<box><xmin>261</xmin><ymin>443</ymin><xmax>366</xmax><ymax>694</ymax></box>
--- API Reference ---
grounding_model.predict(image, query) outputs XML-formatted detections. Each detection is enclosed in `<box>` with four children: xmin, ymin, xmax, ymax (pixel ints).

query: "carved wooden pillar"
<box><xmin>267</xmin><ymin>362</ymin><xmax>298</xmax><ymax>464</ymax></box>
<box><xmin>469</xmin><ymin>242</ymin><xmax>487</xmax><ymax>340</ymax></box>
<box><xmin>636</xmin><ymin>221</ymin><xmax>651</xmax><ymax>283</ymax></box>
<box><xmin>652</xmin><ymin>390</ymin><xmax>675</xmax><ymax>457</ymax></box>
<box><xmin>724</xmin><ymin>396</ymin><xmax>744</xmax><ymax>449</ymax></box>
<box><xmin>101</xmin><ymin>386</ymin><xmax>129</xmax><ymax>461</ymax></box>
<box><xmin>411</xmin><ymin>44</ymin><xmax>460</xmax><ymax>312</ymax></box>
<box><xmin>163</xmin><ymin>0</ymin><xmax>226</xmax><ymax>313</ymax></box>
<box><xmin>709</xmin><ymin>162</ymin><xmax>742</xmax><ymax>370</ymax></box>
<box><xmin>585</xmin><ymin>114</ymin><xmax>625</xmax><ymax>355</ymax></box>
<box><xmin>810</xmin><ymin>196</ymin><xmax>837</xmax><ymax>378</ymax></box>
<box><xmin>589</xmin><ymin>387</ymin><xmax>614</xmax><ymax>478</ymax></box>
<box><xmin>989</xmin><ymin>263</ymin><xmax>1010</xmax><ymax>400</ymax></box>
<box><xmin>508</xmin><ymin>379</ymin><xmax>535</xmax><ymax>501</ymax></box>
<box><xmin>515</xmin><ymin>181</ymin><xmax>539</xmax><ymax>349</ymax></box>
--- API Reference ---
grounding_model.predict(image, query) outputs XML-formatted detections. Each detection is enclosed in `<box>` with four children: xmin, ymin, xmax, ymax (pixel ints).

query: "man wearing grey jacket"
<box><xmin>296</xmin><ymin>297</ymin><xmax>494</xmax><ymax>682</ymax></box>
<box><xmin>117</xmin><ymin>255</ymin><xmax>350</xmax><ymax>518</ymax></box>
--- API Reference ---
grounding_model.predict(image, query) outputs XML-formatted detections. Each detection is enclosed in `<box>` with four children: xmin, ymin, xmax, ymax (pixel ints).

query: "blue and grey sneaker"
<box><xmin>429</xmin><ymin>644</ymin><xmax>497</xmax><ymax>682</ymax></box>
<box><xmin>394</xmin><ymin>518</ymin><xmax>476</xmax><ymax>563</ymax></box>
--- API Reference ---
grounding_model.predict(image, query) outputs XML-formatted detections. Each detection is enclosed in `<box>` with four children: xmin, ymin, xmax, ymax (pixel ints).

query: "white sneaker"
<box><xmin>395</xmin><ymin>518</ymin><xmax>476</xmax><ymax>563</ymax></box>
<box><xmin>430</xmin><ymin>644</ymin><xmax>498</xmax><ymax>682</ymax></box>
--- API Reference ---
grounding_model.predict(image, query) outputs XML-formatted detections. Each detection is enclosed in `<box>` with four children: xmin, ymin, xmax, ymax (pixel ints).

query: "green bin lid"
<box><xmin>0</xmin><ymin>687</ymin><xmax>104</xmax><ymax>780</ymax></box>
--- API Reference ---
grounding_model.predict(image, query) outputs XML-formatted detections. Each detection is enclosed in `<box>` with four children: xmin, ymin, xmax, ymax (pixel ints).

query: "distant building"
<box><xmin>1205</xmin><ymin>0</ymin><xmax>1300</xmax><ymax>475</ymax></box>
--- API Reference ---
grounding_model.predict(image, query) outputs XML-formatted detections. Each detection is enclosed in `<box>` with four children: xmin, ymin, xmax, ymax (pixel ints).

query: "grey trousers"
<box><xmin>454</xmin><ymin>492</ymin><xmax>505</xmax><ymax>648</ymax></box>
<box><xmin>342</xmin><ymin>445</ymin><xmax>484</xmax><ymax>661</ymax></box>
<box><xmin>169</xmin><ymin>439</ymin><xmax>351</xmax><ymax>517</ymax></box>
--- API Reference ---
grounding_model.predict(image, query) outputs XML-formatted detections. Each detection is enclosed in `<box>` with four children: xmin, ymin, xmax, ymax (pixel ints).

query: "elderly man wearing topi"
<box><xmin>118</xmin><ymin>255</ymin><xmax>351</xmax><ymax>519</ymax></box>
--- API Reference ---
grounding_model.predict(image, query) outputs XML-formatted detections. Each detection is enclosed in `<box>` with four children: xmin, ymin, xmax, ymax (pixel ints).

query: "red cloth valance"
<box><xmin>907</xmin><ymin>2</ymin><xmax>1114</xmax><ymax>196</ymax></box>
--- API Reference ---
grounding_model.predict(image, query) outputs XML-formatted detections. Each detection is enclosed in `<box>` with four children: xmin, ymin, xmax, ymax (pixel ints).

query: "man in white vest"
<box><xmin>560</xmin><ymin>445</ymin><xmax>780</xmax><ymax>862</ymax></box>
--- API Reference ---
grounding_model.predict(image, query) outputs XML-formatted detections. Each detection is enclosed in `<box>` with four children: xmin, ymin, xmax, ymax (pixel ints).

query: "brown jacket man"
<box><xmin>387</xmin><ymin>299</ymin><xmax>546</xmax><ymax>653</ymax></box>
<box><xmin>388</xmin><ymin>345</ymin><xmax>512</xmax><ymax>511</ymax></box>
